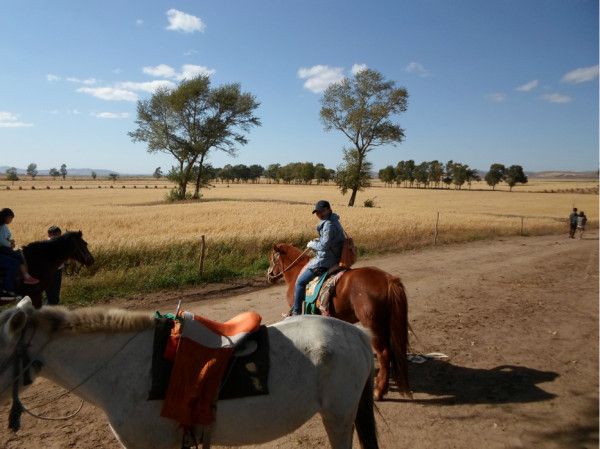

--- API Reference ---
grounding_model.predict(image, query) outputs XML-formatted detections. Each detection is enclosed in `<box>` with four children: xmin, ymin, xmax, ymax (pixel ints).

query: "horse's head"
<box><xmin>267</xmin><ymin>244</ymin><xmax>286</xmax><ymax>284</ymax></box>
<box><xmin>0</xmin><ymin>297</ymin><xmax>43</xmax><ymax>403</ymax></box>
<box><xmin>267</xmin><ymin>243</ymin><xmax>309</xmax><ymax>284</ymax></box>
<box><xmin>64</xmin><ymin>231</ymin><xmax>94</xmax><ymax>266</ymax></box>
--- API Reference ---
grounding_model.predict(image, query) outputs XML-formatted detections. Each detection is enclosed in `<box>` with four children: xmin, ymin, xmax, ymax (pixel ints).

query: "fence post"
<box><xmin>520</xmin><ymin>217</ymin><xmax>524</xmax><ymax>236</ymax></box>
<box><xmin>433</xmin><ymin>211</ymin><xmax>440</xmax><ymax>245</ymax></box>
<box><xmin>199</xmin><ymin>235</ymin><xmax>206</xmax><ymax>276</ymax></box>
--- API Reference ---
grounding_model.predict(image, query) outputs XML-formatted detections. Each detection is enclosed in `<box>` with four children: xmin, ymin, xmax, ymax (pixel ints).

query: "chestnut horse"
<box><xmin>267</xmin><ymin>243</ymin><xmax>410</xmax><ymax>400</ymax></box>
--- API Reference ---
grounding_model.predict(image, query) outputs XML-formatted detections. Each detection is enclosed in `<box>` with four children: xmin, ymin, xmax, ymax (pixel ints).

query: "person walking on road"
<box><xmin>568</xmin><ymin>207</ymin><xmax>578</xmax><ymax>238</ymax></box>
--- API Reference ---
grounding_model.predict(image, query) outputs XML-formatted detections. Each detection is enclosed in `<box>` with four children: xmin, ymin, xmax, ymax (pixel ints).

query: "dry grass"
<box><xmin>0</xmin><ymin>179</ymin><xmax>597</xmax><ymax>303</ymax></box>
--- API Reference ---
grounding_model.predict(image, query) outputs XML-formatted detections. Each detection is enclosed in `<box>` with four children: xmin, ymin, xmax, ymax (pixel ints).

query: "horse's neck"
<box><xmin>283</xmin><ymin>260</ymin><xmax>308</xmax><ymax>306</ymax></box>
<box><xmin>39</xmin><ymin>329</ymin><xmax>154</xmax><ymax>408</ymax></box>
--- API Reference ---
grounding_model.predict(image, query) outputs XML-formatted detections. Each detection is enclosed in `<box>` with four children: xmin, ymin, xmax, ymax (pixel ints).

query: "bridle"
<box><xmin>0</xmin><ymin>323</ymin><xmax>44</xmax><ymax>431</ymax></box>
<box><xmin>267</xmin><ymin>248</ymin><xmax>310</xmax><ymax>282</ymax></box>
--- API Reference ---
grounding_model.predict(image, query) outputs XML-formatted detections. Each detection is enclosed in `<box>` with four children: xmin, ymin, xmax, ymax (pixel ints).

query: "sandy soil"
<box><xmin>1</xmin><ymin>232</ymin><xmax>598</xmax><ymax>449</ymax></box>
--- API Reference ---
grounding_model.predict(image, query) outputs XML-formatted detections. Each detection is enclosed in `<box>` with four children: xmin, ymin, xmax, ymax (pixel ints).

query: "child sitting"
<box><xmin>0</xmin><ymin>208</ymin><xmax>39</xmax><ymax>293</ymax></box>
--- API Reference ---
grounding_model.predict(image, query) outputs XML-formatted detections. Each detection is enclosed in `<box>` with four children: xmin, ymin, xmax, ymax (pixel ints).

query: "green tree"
<box><xmin>248</xmin><ymin>164</ymin><xmax>264</xmax><ymax>183</ymax></box>
<box><xmin>129</xmin><ymin>76</ymin><xmax>260</xmax><ymax>200</ymax></box>
<box><xmin>60</xmin><ymin>164</ymin><xmax>67</xmax><ymax>180</ymax></box>
<box><xmin>108</xmin><ymin>173</ymin><xmax>119</xmax><ymax>182</ymax></box>
<box><xmin>334</xmin><ymin>148</ymin><xmax>373</xmax><ymax>197</ymax></box>
<box><xmin>414</xmin><ymin>162</ymin><xmax>430</xmax><ymax>188</ymax></box>
<box><xmin>320</xmin><ymin>68</ymin><xmax>408</xmax><ymax>206</ymax></box>
<box><xmin>153</xmin><ymin>167</ymin><xmax>163</xmax><ymax>179</ymax></box>
<box><xmin>504</xmin><ymin>165</ymin><xmax>528</xmax><ymax>191</ymax></box>
<box><xmin>91</xmin><ymin>170</ymin><xmax>97</xmax><ymax>180</ymax></box>
<box><xmin>6</xmin><ymin>167</ymin><xmax>19</xmax><ymax>185</ymax></box>
<box><xmin>484</xmin><ymin>163</ymin><xmax>505</xmax><ymax>190</ymax></box>
<box><xmin>428</xmin><ymin>160</ymin><xmax>444</xmax><ymax>188</ymax></box>
<box><xmin>26</xmin><ymin>163</ymin><xmax>38</xmax><ymax>179</ymax></box>
<box><xmin>264</xmin><ymin>163</ymin><xmax>281</xmax><ymax>184</ymax></box>
<box><xmin>49</xmin><ymin>168</ymin><xmax>60</xmax><ymax>180</ymax></box>
<box><xmin>465</xmin><ymin>167</ymin><xmax>481</xmax><ymax>189</ymax></box>
<box><xmin>442</xmin><ymin>160</ymin><xmax>454</xmax><ymax>189</ymax></box>
<box><xmin>314</xmin><ymin>163</ymin><xmax>331</xmax><ymax>184</ymax></box>
<box><xmin>378</xmin><ymin>165</ymin><xmax>396</xmax><ymax>186</ymax></box>
<box><xmin>451</xmin><ymin>163</ymin><xmax>468</xmax><ymax>189</ymax></box>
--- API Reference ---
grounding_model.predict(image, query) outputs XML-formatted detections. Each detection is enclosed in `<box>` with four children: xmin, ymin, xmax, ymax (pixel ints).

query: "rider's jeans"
<box><xmin>293</xmin><ymin>267</ymin><xmax>320</xmax><ymax>314</ymax></box>
<box><xmin>0</xmin><ymin>253</ymin><xmax>19</xmax><ymax>292</ymax></box>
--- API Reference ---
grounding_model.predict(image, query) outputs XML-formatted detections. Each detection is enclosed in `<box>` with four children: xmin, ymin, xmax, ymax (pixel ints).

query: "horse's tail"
<box><xmin>355</xmin><ymin>376</ymin><xmax>379</xmax><ymax>449</ymax></box>
<box><xmin>387</xmin><ymin>276</ymin><xmax>411</xmax><ymax>397</ymax></box>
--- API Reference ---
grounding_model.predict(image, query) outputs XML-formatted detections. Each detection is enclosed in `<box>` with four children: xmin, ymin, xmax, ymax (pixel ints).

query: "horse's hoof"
<box><xmin>373</xmin><ymin>389</ymin><xmax>383</xmax><ymax>401</ymax></box>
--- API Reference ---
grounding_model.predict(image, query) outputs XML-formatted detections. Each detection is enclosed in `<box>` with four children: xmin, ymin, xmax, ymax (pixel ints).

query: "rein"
<box><xmin>268</xmin><ymin>248</ymin><xmax>310</xmax><ymax>282</ymax></box>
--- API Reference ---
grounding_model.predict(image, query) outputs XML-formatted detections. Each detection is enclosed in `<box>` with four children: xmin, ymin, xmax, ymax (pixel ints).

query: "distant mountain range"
<box><xmin>0</xmin><ymin>167</ymin><xmax>140</xmax><ymax>176</ymax></box>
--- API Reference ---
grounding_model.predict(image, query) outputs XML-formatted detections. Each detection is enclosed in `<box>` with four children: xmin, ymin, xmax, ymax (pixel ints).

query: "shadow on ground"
<box><xmin>387</xmin><ymin>360</ymin><xmax>558</xmax><ymax>405</ymax></box>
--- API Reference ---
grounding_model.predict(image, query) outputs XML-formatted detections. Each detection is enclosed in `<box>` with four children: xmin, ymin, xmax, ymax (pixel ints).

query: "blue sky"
<box><xmin>0</xmin><ymin>0</ymin><xmax>598</xmax><ymax>173</ymax></box>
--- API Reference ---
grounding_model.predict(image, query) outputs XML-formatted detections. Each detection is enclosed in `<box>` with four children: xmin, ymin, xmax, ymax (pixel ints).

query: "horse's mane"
<box><xmin>24</xmin><ymin>232</ymin><xmax>78</xmax><ymax>252</ymax></box>
<box><xmin>275</xmin><ymin>243</ymin><xmax>309</xmax><ymax>261</ymax></box>
<box><xmin>30</xmin><ymin>306</ymin><xmax>154</xmax><ymax>334</ymax></box>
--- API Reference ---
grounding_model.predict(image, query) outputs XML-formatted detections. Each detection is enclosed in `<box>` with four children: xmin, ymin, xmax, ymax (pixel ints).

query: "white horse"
<box><xmin>0</xmin><ymin>298</ymin><xmax>378</xmax><ymax>449</ymax></box>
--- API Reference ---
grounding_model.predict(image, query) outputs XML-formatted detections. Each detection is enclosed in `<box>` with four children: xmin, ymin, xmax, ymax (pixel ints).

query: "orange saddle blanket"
<box><xmin>160</xmin><ymin>310</ymin><xmax>262</xmax><ymax>427</ymax></box>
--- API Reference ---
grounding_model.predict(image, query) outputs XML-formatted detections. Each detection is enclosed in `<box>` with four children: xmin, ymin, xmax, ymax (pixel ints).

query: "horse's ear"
<box><xmin>3</xmin><ymin>309</ymin><xmax>27</xmax><ymax>340</ymax></box>
<box><xmin>78</xmin><ymin>230</ymin><xmax>82</xmax><ymax>237</ymax></box>
<box><xmin>273</xmin><ymin>244</ymin><xmax>285</xmax><ymax>255</ymax></box>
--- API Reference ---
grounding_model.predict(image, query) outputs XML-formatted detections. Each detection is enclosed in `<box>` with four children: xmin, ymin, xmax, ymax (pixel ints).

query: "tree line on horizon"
<box><xmin>378</xmin><ymin>160</ymin><xmax>528</xmax><ymax>191</ymax></box>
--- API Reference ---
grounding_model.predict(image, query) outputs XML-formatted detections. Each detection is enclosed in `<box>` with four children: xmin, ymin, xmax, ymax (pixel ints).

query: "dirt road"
<box><xmin>2</xmin><ymin>232</ymin><xmax>598</xmax><ymax>449</ymax></box>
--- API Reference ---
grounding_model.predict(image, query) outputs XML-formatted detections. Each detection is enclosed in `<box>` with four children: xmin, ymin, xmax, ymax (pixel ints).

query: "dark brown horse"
<box><xmin>19</xmin><ymin>231</ymin><xmax>93</xmax><ymax>308</ymax></box>
<box><xmin>267</xmin><ymin>243</ymin><xmax>410</xmax><ymax>401</ymax></box>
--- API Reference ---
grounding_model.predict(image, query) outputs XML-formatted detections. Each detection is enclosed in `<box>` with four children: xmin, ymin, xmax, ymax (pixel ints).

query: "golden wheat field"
<box><xmin>0</xmin><ymin>178</ymin><xmax>597</xmax><ymax>302</ymax></box>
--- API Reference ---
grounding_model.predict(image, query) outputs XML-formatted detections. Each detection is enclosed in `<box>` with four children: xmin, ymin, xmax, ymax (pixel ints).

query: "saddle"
<box><xmin>149</xmin><ymin>308</ymin><xmax>269</xmax><ymax>448</ymax></box>
<box><xmin>304</xmin><ymin>265</ymin><xmax>347</xmax><ymax>315</ymax></box>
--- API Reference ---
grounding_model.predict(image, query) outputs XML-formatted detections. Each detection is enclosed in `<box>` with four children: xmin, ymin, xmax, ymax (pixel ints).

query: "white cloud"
<box><xmin>183</xmin><ymin>49</ymin><xmax>198</xmax><ymax>57</ymax></box>
<box><xmin>66</xmin><ymin>77</ymin><xmax>97</xmax><ymax>85</ymax></box>
<box><xmin>92</xmin><ymin>112</ymin><xmax>131</xmax><ymax>119</ymax></box>
<box><xmin>298</xmin><ymin>65</ymin><xmax>345</xmax><ymax>93</ymax></box>
<box><xmin>515</xmin><ymin>79</ymin><xmax>538</xmax><ymax>92</ymax></box>
<box><xmin>487</xmin><ymin>92</ymin><xmax>506</xmax><ymax>103</ymax></box>
<box><xmin>143</xmin><ymin>64</ymin><xmax>177</xmax><ymax>78</ymax></box>
<box><xmin>177</xmin><ymin>64</ymin><xmax>215</xmax><ymax>80</ymax></box>
<box><xmin>142</xmin><ymin>63</ymin><xmax>215</xmax><ymax>80</ymax></box>
<box><xmin>117</xmin><ymin>80</ymin><xmax>175</xmax><ymax>93</ymax></box>
<box><xmin>166</xmin><ymin>9</ymin><xmax>205</xmax><ymax>33</ymax></box>
<box><xmin>77</xmin><ymin>86</ymin><xmax>139</xmax><ymax>102</ymax></box>
<box><xmin>46</xmin><ymin>73</ymin><xmax>60</xmax><ymax>82</ymax></box>
<box><xmin>351</xmin><ymin>63</ymin><xmax>368</xmax><ymax>75</ymax></box>
<box><xmin>136</xmin><ymin>19</ymin><xmax>144</xmax><ymax>26</ymax></box>
<box><xmin>561</xmin><ymin>65</ymin><xmax>599</xmax><ymax>84</ymax></box>
<box><xmin>405</xmin><ymin>62</ymin><xmax>430</xmax><ymax>77</ymax></box>
<box><xmin>541</xmin><ymin>93</ymin><xmax>571</xmax><ymax>104</ymax></box>
<box><xmin>0</xmin><ymin>111</ymin><xmax>33</xmax><ymax>128</ymax></box>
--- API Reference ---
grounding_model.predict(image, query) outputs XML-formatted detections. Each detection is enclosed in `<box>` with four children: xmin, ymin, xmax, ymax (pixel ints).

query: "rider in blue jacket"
<box><xmin>291</xmin><ymin>200</ymin><xmax>345</xmax><ymax>315</ymax></box>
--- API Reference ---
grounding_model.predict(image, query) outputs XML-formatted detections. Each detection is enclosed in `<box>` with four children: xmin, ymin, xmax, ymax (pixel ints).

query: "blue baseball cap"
<box><xmin>312</xmin><ymin>200</ymin><xmax>331</xmax><ymax>214</ymax></box>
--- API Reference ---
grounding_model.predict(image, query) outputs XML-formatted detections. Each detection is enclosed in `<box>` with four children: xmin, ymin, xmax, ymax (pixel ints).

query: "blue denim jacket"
<box><xmin>307</xmin><ymin>213</ymin><xmax>345</xmax><ymax>270</ymax></box>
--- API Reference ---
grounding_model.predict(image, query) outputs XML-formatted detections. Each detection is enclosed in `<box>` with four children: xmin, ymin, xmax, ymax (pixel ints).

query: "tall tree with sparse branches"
<box><xmin>129</xmin><ymin>76</ymin><xmax>260</xmax><ymax>200</ymax></box>
<box><xmin>320</xmin><ymin>68</ymin><xmax>408</xmax><ymax>206</ymax></box>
